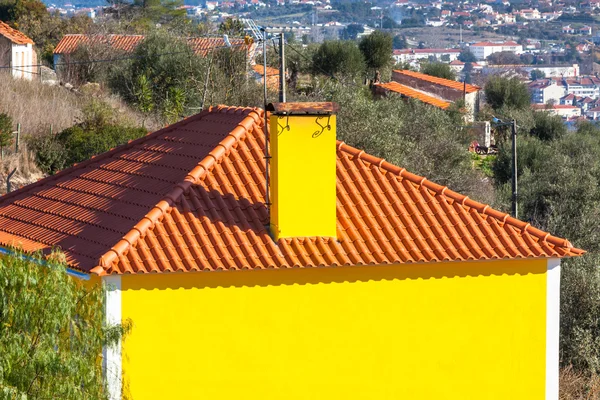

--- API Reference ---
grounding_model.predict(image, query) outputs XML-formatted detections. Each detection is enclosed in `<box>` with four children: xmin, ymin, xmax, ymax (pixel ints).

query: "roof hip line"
<box><xmin>91</xmin><ymin>106</ymin><xmax>263</xmax><ymax>275</ymax></box>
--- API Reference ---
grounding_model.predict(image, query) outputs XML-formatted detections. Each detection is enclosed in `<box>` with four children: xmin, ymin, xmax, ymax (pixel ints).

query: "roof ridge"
<box><xmin>394</xmin><ymin>69</ymin><xmax>481</xmax><ymax>92</ymax></box>
<box><xmin>336</xmin><ymin>141</ymin><xmax>581</xmax><ymax>253</ymax></box>
<box><xmin>90</xmin><ymin>106</ymin><xmax>264</xmax><ymax>275</ymax></box>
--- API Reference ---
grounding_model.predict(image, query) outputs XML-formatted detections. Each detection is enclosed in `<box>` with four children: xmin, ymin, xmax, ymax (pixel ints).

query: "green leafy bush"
<box><xmin>0</xmin><ymin>249</ymin><xmax>129</xmax><ymax>399</ymax></box>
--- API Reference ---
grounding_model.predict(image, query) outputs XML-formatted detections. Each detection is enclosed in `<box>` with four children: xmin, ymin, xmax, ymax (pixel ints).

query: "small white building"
<box><xmin>532</xmin><ymin>104</ymin><xmax>581</xmax><ymax>118</ymax></box>
<box><xmin>469</xmin><ymin>41</ymin><xmax>523</xmax><ymax>60</ymax></box>
<box><xmin>393</xmin><ymin>48</ymin><xmax>461</xmax><ymax>63</ymax></box>
<box><xmin>0</xmin><ymin>20</ymin><xmax>36</xmax><ymax>80</ymax></box>
<box><xmin>586</xmin><ymin>106</ymin><xmax>600</xmax><ymax>119</ymax></box>
<box><xmin>528</xmin><ymin>79</ymin><xmax>566</xmax><ymax>104</ymax></box>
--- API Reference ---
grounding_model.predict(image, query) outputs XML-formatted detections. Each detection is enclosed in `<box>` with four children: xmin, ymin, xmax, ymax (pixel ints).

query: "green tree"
<box><xmin>421</xmin><ymin>62</ymin><xmax>456</xmax><ymax>80</ymax></box>
<box><xmin>458</xmin><ymin>48</ymin><xmax>477</xmax><ymax>63</ymax></box>
<box><xmin>359</xmin><ymin>31</ymin><xmax>394</xmax><ymax>74</ymax></box>
<box><xmin>0</xmin><ymin>113</ymin><xmax>13</xmax><ymax>159</ymax></box>
<box><xmin>530</xmin><ymin>110</ymin><xmax>565</xmax><ymax>141</ymax></box>
<box><xmin>486</xmin><ymin>51</ymin><xmax>521</xmax><ymax>65</ymax></box>
<box><xmin>0</xmin><ymin>249</ymin><xmax>129</xmax><ymax>399</ymax></box>
<box><xmin>218</xmin><ymin>17</ymin><xmax>245</xmax><ymax>37</ymax></box>
<box><xmin>530</xmin><ymin>69</ymin><xmax>546</xmax><ymax>80</ymax></box>
<box><xmin>312</xmin><ymin>40</ymin><xmax>365</xmax><ymax>80</ymax></box>
<box><xmin>134</xmin><ymin>73</ymin><xmax>155</xmax><ymax>126</ymax></box>
<box><xmin>340</xmin><ymin>23</ymin><xmax>364</xmax><ymax>40</ymax></box>
<box><xmin>393</xmin><ymin>35</ymin><xmax>408</xmax><ymax>49</ymax></box>
<box><xmin>484</xmin><ymin>76</ymin><xmax>531</xmax><ymax>110</ymax></box>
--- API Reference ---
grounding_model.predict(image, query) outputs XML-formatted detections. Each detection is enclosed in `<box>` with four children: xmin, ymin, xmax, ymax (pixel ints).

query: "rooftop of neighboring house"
<box><xmin>252</xmin><ymin>64</ymin><xmax>279</xmax><ymax>77</ymax></box>
<box><xmin>54</xmin><ymin>34</ymin><xmax>247</xmax><ymax>56</ymax></box>
<box><xmin>587</xmin><ymin>106</ymin><xmax>600</xmax><ymax>112</ymax></box>
<box><xmin>528</xmin><ymin>79</ymin><xmax>556</xmax><ymax>89</ymax></box>
<box><xmin>563</xmin><ymin>76</ymin><xmax>600</xmax><ymax>86</ymax></box>
<box><xmin>393</xmin><ymin>48</ymin><xmax>461</xmax><ymax>55</ymax></box>
<box><xmin>0</xmin><ymin>105</ymin><xmax>582</xmax><ymax>276</ymax></box>
<box><xmin>0</xmin><ymin>20</ymin><xmax>34</xmax><ymax>45</ymax></box>
<box><xmin>532</xmin><ymin>104</ymin><xmax>579</xmax><ymax>110</ymax></box>
<box><xmin>393</xmin><ymin>69</ymin><xmax>481</xmax><ymax>94</ymax></box>
<box><xmin>374</xmin><ymin>81</ymin><xmax>451</xmax><ymax>109</ymax></box>
<box><xmin>471</xmin><ymin>40</ymin><xmax>520</xmax><ymax>47</ymax></box>
<box><xmin>562</xmin><ymin>93</ymin><xmax>576</xmax><ymax>100</ymax></box>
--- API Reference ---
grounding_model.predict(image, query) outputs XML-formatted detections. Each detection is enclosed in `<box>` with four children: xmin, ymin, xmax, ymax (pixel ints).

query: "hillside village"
<box><xmin>3</xmin><ymin>0</ymin><xmax>600</xmax><ymax>398</ymax></box>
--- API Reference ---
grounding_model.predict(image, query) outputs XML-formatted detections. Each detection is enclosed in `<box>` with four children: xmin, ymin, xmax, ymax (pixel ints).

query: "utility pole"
<box><xmin>279</xmin><ymin>32</ymin><xmax>286</xmax><ymax>103</ymax></box>
<box><xmin>511</xmin><ymin>119</ymin><xmax>518</xmax><ymax>219</ymax></box>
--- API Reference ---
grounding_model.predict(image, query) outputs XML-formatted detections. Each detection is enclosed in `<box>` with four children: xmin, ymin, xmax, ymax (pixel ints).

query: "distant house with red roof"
<box><xmin>0</xmin><ymin>20</ymin><xmax>36</xmax><ymax>80</ymax></box>
<box><xmin>379</xmin><ymin>70</ymin><xmax>481</xmax><ymax>120</ymax></box>
<box><xmin>53</xmin><ymin>34</ymin><xmax>254</xmax><ymax>72</ymax></box>
<box><xmin>532</xmin><ymin>103</ymin><xmax>581</xmax><ymax>118</ymax></box>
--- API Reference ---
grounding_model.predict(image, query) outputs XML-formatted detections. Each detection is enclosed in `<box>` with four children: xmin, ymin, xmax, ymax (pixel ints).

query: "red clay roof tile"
<box><xmin>0</xmin><ymin>106</ymin><xmax>583</xmax><ymax>275</ymax></box>
<box><xmin>0</xmin><ymin>21</ymin><xmax>34</xmax><ymax>45</ymax></box>
<box><xmin>54</xmin><ymin>34</ymin><xmax>246</xmax><ymax>56</ymax></box>
<box><xmin>375</xmin><ymin>82</ymin><xmax>451</xmax><ymax>109</ymax></box>
<box><xmin>394</xmin><ymin>69</ymin><xmax>481</xmax><ymax>93</ymax></box>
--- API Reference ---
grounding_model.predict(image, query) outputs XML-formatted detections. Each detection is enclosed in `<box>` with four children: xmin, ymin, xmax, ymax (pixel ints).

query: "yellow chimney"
<box><xmin>267</xmin><ymin>102</ymin><xmax>338</xmax><ymax>240</ymax></box>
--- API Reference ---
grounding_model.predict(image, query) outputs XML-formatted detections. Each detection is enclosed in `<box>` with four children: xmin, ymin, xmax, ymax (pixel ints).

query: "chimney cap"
<box><xmin>267</xmin><ymin>102</ymin><xmax>340</xmax><ymax>115</ymax></box>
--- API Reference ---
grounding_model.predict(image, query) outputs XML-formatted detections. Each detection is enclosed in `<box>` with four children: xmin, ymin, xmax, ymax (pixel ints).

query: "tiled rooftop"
<box><xmin>375</xmin><ymin>82</ymin><xmax>451</xmax><ymax>109</ymax></box>
<box><xmin>54</xmin><ymin>34</ymin><xmax>246</xmax><ymax>56</ymax></box>
<box><xmin>0</xmin><ymin>106</ymin><xmax>583</xmax><ymax>275</ymax></box>
<box><xmin>0</xmin><ymin>21</ymin><xmax>34</xmax><ymax>45</ymax></box>
<box><xmin>394</xmin><ymin>70</ymin><xmax>481</xmax><ymax>94</ymax></box>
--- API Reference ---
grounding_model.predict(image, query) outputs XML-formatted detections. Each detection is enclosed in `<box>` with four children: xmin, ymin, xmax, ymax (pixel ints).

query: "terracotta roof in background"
<box><xmin>54</xmin><ymin>34</ymin><xmax>246</xmax><ymax>56</ymax></box>
<box><xmin>0</xmin><ymin>106</ymin><xmax>583</xmax><ymax>275</ymax></box>
<box><xmin>252</xmin><ymin>64</ymin><xmax>279</xmax><ymax>77</ymax></box>
<box><xmin>54</xmin><ymin>34</ymin><xmax>144</xmax><ymax>54</ymax></box>
<box><xmin>0</xmin><ymin>21</ymin><xmax>34</xmax><ymax>45</ymax></box>
<box><xmin>393</xmin><ymin>48</ymin><xmax>461</xmax><ymax>55</ymax></box>
<box><xmin>375</xmin><ymin>82</ymin><xmax>451</xmax><ymax>109</ymax></box>
<box><xmin>394</xmin><ymin>70</ymin><xmax>481</xmax><ymax>93</ymax></box>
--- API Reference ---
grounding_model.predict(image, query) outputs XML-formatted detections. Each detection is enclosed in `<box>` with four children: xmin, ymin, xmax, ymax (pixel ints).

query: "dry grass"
<box><xmin>0</xmin><ymin>72</ymin><xmax>160</xmax><ymax>138</ymax></box>
<box><xmin>0</xmin><ymin>144</ymin><xmax>44</xmax><ymax>195</ymax></box>
<box><xmin>561</xmin><ymin>366</ymin><xmax>600</xmax><ymax>400</ymax></box>
<box><xmin>0</xmin><ymin>71</ymin><xmax>83</xmax><ymax>137</ymax></box>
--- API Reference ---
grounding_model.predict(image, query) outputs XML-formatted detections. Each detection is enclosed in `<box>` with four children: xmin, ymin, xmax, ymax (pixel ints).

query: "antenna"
<box><xmin>279</xmin><ymin>32</ymin><xmax>286</xmax><ymax>102</ymax></box>
<box><xmin>260</xmin><ymin>27</ymin><xmax>271</xmax><ymax>224</ymax></box>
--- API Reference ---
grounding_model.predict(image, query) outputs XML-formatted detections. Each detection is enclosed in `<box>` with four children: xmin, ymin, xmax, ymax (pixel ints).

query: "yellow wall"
<box><xmin>269</xmin><ymin>114</ymin><xmax>337</xmax><ymax>239</ymax></box>
<box><xmin>121</xmin><ymin>259</ymin><xmax>547</xmax><ymax>400</ymax></box>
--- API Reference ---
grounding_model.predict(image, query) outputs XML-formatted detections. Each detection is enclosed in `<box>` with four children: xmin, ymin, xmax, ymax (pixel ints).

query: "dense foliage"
<box><xmin>0</xmin><ymin>250</ymin><xmax>128</xmax><ymax>399</ymax></box>
<box><xmin>421</xmin><ymin>62</ymin><xmax>457</xmax><ymax>80</ymax></box>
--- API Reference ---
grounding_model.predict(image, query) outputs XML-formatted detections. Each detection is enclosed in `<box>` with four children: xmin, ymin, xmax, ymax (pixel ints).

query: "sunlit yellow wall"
<box><xmin>269</xmin><ymin>114</ymin><xmax>337</xmax><ymax>239</ymax></box>
<box><xmin>121</xmin><ymin>259</ymin><xmax>547</xmax><ymax>400</ymax></box>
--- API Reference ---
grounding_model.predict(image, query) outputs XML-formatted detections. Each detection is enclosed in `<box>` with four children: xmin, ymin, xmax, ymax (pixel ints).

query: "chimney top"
<box><xmin>267</xmin><ymin>102</ymin><xmax>339</xmax><ymax>115</ymax></box>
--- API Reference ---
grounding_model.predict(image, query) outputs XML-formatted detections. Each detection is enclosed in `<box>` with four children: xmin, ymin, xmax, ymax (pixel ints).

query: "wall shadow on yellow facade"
<box><xmin>122</xmin><ymin>258</ymin><xmax>547</xmax><ymax>291</ymax></box>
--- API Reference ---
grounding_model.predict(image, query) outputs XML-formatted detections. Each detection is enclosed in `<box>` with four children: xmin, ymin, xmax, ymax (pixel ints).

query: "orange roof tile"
<box><xmin>252</xmin><ymin>64</ymin><xmax>279</xmax><ymax>77</ymax></box>
<box><xmin>54</xmin><ymin>34</ymin><xmax>246</xmax><ymax>56</ymax></box>
<box><xmin>0</xmin><ymin>21</ymin><xmax>34</xmax><ymax>45</ymax></box>
<box><xmin>394</xmin><ymin>70</ymin><xmax>481</xmax><ymax>94</ymax></box>
<box><xmin>0</xmin><ymin>106</ymin><xmax>583</xmax><ymax>275</ymax></box>
<box><xmin>375</xmin><ymin>82</ymin><xmax>451</xmax><ymax>109</ymax></box>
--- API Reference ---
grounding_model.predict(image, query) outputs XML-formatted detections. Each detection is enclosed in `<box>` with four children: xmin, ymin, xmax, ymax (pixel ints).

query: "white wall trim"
<box><xmin>546</xmin><ymin>258</ymin><xmax>561</xmax><ymax>400</ymax></box>
<box><xmin>103</xmin><ymin>275</ymin><xmax>122</xmax><ymax>400</ymax></box>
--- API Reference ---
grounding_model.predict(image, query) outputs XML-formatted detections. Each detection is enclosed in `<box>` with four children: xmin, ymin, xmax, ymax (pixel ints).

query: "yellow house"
<box><xmin>0</xmin><ymin>102</ymin><xmax>584</xmax><ymax>400</ymax></box>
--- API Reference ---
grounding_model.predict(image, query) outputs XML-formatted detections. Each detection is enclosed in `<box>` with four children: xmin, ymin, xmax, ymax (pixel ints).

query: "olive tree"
<box><xmin>0</xmin><ymin>249</ymin><xmax>129</xmax><ymax>399</ymax></box>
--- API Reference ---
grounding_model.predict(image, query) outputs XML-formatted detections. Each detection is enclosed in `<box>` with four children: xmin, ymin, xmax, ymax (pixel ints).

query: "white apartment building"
<box><xmin>393</xmin><ymin>48</ymin><xmax>461</xmax><ymax>63</ymax></box>
<box><xmin>528</xmin><ymin>80</ymin><xmax>566</xmax><ymax>104</ymax></box>
<box><xmin>469</xmin><ymin>41</ymin><xmax>523</xmax><ymax>60</ymax></box>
